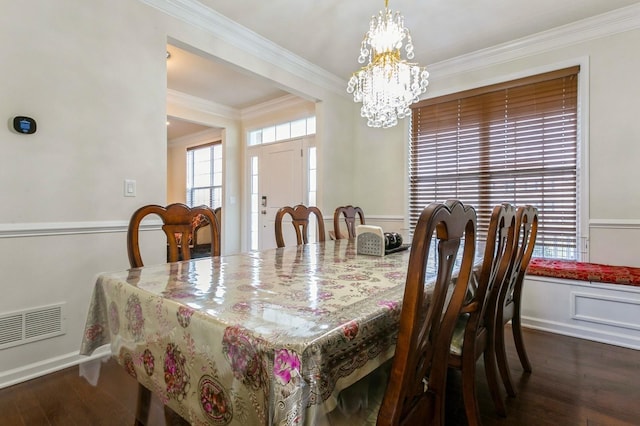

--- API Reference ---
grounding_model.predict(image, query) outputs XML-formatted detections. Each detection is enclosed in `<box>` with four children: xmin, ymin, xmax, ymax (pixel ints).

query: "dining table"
<box><xmin>79</xmin><ymin>238</ymin><xmax>466</xmax><ymax>425</ymax></box>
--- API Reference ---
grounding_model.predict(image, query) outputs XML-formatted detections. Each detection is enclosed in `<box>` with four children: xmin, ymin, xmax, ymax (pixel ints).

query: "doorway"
<box><xmin>248</xmin><ymin>136</ymin><xmax>316</xmax><ymax>250</ymax></box>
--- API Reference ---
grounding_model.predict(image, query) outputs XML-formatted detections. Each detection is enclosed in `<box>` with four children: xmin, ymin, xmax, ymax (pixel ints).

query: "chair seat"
<box><xmin>449</xmin><ymin>314</ymin><xmax>470</xmax><ymax>357</ymax></box>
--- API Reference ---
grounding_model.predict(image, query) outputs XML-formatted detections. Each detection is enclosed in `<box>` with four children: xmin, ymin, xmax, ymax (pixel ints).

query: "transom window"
<box><xmin>248</xmin><ymin>116</ymin><xmax>316</xmax><ymax>146</ymax></box>
<box><xmin>186</xmin><ymin>142</ymin><xmax>222</xmax><ymax>208</ymax></box>
<box><xmin>409</xmin><ymin>66</ymin><xmax>580</xmax><ymax>260</ymax></box>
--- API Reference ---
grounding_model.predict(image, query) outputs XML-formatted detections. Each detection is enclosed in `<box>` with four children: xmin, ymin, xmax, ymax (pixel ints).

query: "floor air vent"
<box><xmin>0</xmin><ymin>304</ymin><xmax>65</xmax><ymax>350</ymax></box>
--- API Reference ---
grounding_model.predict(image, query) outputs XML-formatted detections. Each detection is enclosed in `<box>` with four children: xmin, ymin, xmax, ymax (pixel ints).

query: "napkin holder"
<box><xmin>356</xmin><ymin>225</ymin><xmax>385</xmax><ymax>256</ymax></box>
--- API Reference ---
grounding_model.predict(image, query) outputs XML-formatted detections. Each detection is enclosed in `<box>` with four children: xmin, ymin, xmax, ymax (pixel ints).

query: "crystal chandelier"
<box><xmin>347</xmin><ymin>0</ymin><xmax>429</xmax><ymax>128</ymax></box>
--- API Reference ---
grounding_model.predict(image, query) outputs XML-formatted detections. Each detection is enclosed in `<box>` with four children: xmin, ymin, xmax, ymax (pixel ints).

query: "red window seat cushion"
<box><xmin>527</xmin><ymin>258</ymin><xmax>640</xmax><ymax>287</ymax></box>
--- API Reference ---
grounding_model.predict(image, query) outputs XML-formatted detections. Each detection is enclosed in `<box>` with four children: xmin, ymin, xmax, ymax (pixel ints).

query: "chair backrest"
<box><xmin>214</xmin><ymin>206</ymin><xmax>222</xmax><ymax>228</ymax></box>
<box><xmin>127</xmin><ymin>203</ymin><xmax>220</xmax><ymax>268</ymax></box>
<box><xmin>499</xmin><ymin>205</ymin><xmax>539</xmax><ymax>311</ymax></box>
<box><xmin>213</xmin><ymin>206</ymin><xmax>222</xmax><ymax>247</ymax></box>
<box><xmin>468</xmin><ymin>203</ymin><xmax>517</xmax><ymax>331</ymax></box>
<box><xmin>274</xmin><ymin>204</ymin><xmax>325</xmax><ymax>248</ymax></box>
<box><xmin>378</xmin><ymin>200</ymin><xmax>477</xmax><ymax>426</ymax></box>
<box><xmin>333</xmin><ymin>205</ymin><xmax>366</xmax><ymax>239</ymax></box>
<box><xmin>191</xmin><ymin>213</ymin><xmax>212</xmax><ymax>246</ymax></box>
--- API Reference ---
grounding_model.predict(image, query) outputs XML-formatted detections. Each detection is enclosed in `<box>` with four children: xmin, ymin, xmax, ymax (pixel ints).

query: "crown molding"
<box><xmin>167</xmin><ymin>89</ymin><xmax>240</xmax><ymax>120</ymax></box>
<box><xmin>168</xmin><ymin>127</ymin><xmax>221</xmax><ymax>147</ymax></box>
<box><xmin>150</xmin><ymin>1</ymin><xmax>640</xmax><ymax>105</ymax></box>
<box><xmin>428</xmin><ymin>3</ymin><xmax>640</xmax><ymax>79</ymax></box>
<box><xmin>240</xmin><ymin>94</ymin><xmax>315</xmax><ymax>121</ymax></box>
<box><xmin>141</xmin><ymin>0</ymin><xmax>345</xmax><ymax>97</ymax></box>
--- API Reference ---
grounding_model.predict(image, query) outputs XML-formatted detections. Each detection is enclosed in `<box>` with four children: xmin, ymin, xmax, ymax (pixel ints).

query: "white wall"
<box><xmin>0</xmin><ymin>0</ymin><xmax>168</xmax><ymax>385</ymax></box>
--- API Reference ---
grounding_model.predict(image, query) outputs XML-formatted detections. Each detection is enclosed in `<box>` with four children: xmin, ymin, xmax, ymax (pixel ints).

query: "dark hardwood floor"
<box><xmin>1</xmin><ymin>327</ymin><xmax>638</xmax><ymax>425</ymax></box>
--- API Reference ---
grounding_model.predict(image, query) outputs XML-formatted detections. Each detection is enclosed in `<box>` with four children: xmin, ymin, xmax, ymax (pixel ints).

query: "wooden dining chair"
<box><xmin>494</xmin><ymin>205</ymin><xmax>538</xmax><ymax>398</ymax></box>
<box><xmin>192</xmin><ymin>206</ymin><xmax>221</xmax><ymax>254</ymax></box>
<box><xmin>447</xmin><ymin>203</ymin><xmax>517</xmax><ymax>424</ymax></box>
<box><xmin>329</xmin><ymin>200</ymin><xmax>477</xmax><ymax>426</ymax></box>
<box><xmin>333</xmin><ymin>205</ymin><xmax>365</xmax><ymax>239</ymax></box>
<box><xmin>126</xmin><ymin>203</ymin><xmax>220</xmax><ymax>426</ymax></box>
<box><xmin>274</xmin><ymin>204</ymin><xmax>325</xmax><ymax>248</ymax></box>
<box><xmin>127</xmin><ymin>203</ymin><xmax>220</xmax><ymax>267</ymax></box>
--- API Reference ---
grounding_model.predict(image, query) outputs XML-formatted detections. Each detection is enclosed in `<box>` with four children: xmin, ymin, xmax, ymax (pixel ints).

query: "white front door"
<box><xmin>257</xmin><ymin>139</ymin><xmax>305</xmax><ymax>250</ymax></box>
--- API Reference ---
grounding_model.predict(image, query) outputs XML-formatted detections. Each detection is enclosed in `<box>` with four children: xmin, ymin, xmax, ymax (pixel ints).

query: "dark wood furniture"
<box><xmin>214</xmin><ymin>206</ymin><xmax>221</xmax><ymax>227</ymax></box>
<box><xmin>274</xmin><ymin>204</ymin><xmax>325</xmax><ymax>247</ymax></box>
<box><xmin>448</xmin><ymin>203</ymin><xmax>517</xmax><ymax>424</ymax></box>
<box><xmin>126</xmin><ymin>203</ymin><xmax>220</xmax><ymax>426</ymax></box>
<box><xmin>377</xmin><ymin>199</ymin><xmax>477</xmax><ymax>425</ymax></box>
<box><xmin>495</xmin><ymin>205</ymin><xmax>538</xmax><ymax>397</ymax></box>
<box><xmin>333</xmin><ymin>205</ymin><xmax>365</xmax><ymax>239</ymax></box>
<box><xmin>327</xmin><ymin>200</ymin><xmax>478</xmax><ymax>425</ymax></box>
<box><xmin>192</xmin><ymin>206</ymin><xmax>221</xmax><ymax>254</ymax></box>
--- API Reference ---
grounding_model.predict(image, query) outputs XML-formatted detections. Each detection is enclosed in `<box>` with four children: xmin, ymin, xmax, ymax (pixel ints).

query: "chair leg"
<box><xmin>495</xmin><ymin>324</ymin><xmax>517</xmax><ymax>397</ymax></box>
<box><xmin>483</xmin><ymin>343</ymin><xmax>506</xmax><ymax>417</ymax></box>
<box><xmin>460</xmin><ymin>354</ymin><xmax>482</xmax><ymax>426</ymax></box>
<box><xmin>433</xmin><ymin>388</ymin><xmax>447</xmax><ymax>426</ymax></box>
<box><xmin>134</xmin><ymin>384</ymin><xmax>151</xmax><ymax>426</ymax></box>
<box><xmin>512</xmin><ymin>306</ymin><xmax>532</xmax><ymax>373</ymax></box>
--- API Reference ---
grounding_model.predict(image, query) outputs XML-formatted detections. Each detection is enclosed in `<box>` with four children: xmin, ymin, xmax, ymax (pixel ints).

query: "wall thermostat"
<box><xmin>13</xmin><ymin>116</ymin><xmax>37</xmax><ymax>134</ymax></box>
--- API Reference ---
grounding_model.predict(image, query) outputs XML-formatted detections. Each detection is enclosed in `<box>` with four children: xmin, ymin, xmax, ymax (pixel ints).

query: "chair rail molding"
<box><xmin>589</xmin><ymin>218</ymin><xmax>640</xmax><ymax>229</ymax></box>
<box><xmin>0</xmin><ymin>220</ymin><xmax>162</xmax><ymax>238</ymax></box>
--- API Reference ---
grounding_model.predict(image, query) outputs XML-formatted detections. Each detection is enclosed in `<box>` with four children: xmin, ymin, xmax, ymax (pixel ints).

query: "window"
<box><xmin>249</xmin><ymin>155</ymin><xmax>259</xmax><ymax>250</ymax></box>
<box><xmin>308</xmin><ymin>146</ymin><xmax>318</xmax><ymax>242</ymax></box>
<box><xmin>248</xmin><ymin>117</ymin><xmax>316</xmax><ymax>146</ymax></box>
<box><xmin>409</xmin><ymin>66</ymin><xmax>580</xmax><ymax>260</ymax></box>
<box><xmin>186</xmin><ymin>142</ymin><xmax>222</xmax><ymax>208</ymax></box>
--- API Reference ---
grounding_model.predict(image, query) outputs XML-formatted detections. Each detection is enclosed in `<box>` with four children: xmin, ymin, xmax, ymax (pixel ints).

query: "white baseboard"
<box><xmin>521</xmin><ymin>315</ymin><xmax>640</xmax><ymax>350</ymax></box>
<box><xmin>0</xmin><ymin>345</ymin><xmax>112</xmax><ymax>390</ymax></box>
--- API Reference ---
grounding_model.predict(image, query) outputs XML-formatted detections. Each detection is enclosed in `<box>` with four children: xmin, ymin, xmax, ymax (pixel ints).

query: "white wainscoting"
<box><xmin>589</xmin><ymin>219</ymin><xmax>640</xmax><ymax>267</ymax></box>
<box><xmin>0</xmin><ymin>220</ymin><xmax>163</xmax><ymax>390</ymax></box>
<box><xmin>521</xmin><ymin>275</ymin><xmax>640</xmax><ymax>350</ymax></box>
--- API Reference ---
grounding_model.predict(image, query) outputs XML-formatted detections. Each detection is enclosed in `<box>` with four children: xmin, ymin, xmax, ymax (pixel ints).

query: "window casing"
<box><xmin>186</xmin><ymin>142</ymin><xmax>222</xmax><ymax>208</ymax></box>
<box><xmin>409</xmin><ymin>66</ymin><xmax>580</xmax><ymax>260</ymax></box>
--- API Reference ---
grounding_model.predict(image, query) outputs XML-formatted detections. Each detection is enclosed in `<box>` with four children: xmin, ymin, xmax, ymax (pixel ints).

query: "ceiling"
<box><xmin>166</xmin><ymin>0</ymin><xmax>640</xmax><ymax>139</ymax></box>
<box><xmin>166</xmin><ymin>114</ymin><xmax>211</xmax><ymax>140</ymax></box>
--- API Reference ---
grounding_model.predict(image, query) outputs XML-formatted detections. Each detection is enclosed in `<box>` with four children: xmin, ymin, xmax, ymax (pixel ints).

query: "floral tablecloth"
<box><xmin>80</xmin><ymin>239</ymin><xmax>437</xmax><ymax>425</ymax></box>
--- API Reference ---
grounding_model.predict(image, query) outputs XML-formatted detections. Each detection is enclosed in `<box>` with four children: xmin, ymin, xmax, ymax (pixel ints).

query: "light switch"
<box><xmin>124</xmin><ymin>179</ymin><xmax>136</xmax><ymax>197</ymax></box>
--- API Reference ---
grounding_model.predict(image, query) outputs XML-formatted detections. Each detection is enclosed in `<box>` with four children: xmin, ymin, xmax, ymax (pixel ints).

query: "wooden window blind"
<box><xmin>409</xmin><ymin>66</ymin><xmax>579</xmax><ymax>259</ymax></box>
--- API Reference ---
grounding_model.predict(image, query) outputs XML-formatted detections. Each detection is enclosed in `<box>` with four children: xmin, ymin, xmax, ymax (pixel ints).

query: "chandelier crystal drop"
<box><xmin>347</xmin><ymin>0</ymin><xmax>429</xmax><ymax>128</ymax></box>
